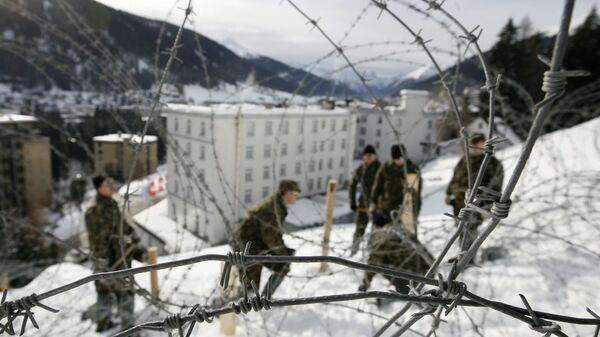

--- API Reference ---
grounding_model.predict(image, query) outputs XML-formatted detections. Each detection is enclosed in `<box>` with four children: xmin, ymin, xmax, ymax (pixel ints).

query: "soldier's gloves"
<box><xmin>133</xmin><ymin>245</ymin><xmax>147</xmax><ymax>263</ymax></box>
<box><xmin>350</xmin><ymin>204</ymin><xmax>357</xmax><ymax>212</ymax></box>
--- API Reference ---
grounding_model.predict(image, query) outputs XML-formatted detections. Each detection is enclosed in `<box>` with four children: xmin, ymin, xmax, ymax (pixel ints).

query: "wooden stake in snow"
<box><xmin>0</xmin><ymin>272</ymin><xmax>8</xmax><ymax>291</ymax></box>
<box><xmin>319</xmin><ymin>180</ymin><xmax>337</xmax><ymax>272</ymax></box>
<box><xmin>147</xmin><ymin>247</ymin><xmax>159</xmax><ymax>300</ymax></box>
<box><xmin>220</xmin><ymin>262</ymin><xmax>237</xmax><ymax>335</ymax></box>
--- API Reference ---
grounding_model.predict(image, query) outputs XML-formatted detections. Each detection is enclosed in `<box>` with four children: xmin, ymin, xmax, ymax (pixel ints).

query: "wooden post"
<box><xmin>219</xmin><ymin>262</ymin><xmax>237</xmax><ymax>336</ymax></box>
<box><xmin>147</xmin><ymin>247</ymin><xmax>159</xmax><ymax>300</ymax></box>
<box><xmin>319</xmin><ymin>180</ymin><xmax>337</xmax><ymax>272</ymax></box>
<box><xmin>401</xmin><ymin>173</ymin><xmax>419</xmax><ymax>236</ymax></box>
<box><xmin>0</xmin><ymin>272</ymin><xmax>8</xmax><ymax>291</ymax></box>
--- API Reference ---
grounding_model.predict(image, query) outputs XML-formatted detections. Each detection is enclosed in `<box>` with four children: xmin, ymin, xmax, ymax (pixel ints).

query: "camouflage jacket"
<box><xmin>348</xmin><ymin>160</ymin><xmax>381</xmax><ymax>208</ymax></box>
<box><xmin>446</xmin><ymin>154</ymin><xmax>504</xmax><ymax>210</ymax></box>
<box><xmin>234</xmin><ymin>192</ymin><xmax>289</xmax><ymax>255</ymax></box>
<box><xmin>85</xmin><ymin>195</ymin><xmax>142</xmax><ymax>272</ymax></box>
<box><xmin>371</xmin><ymin>159</ymin><xmax>421</xmax><ymax>217</ymax></box>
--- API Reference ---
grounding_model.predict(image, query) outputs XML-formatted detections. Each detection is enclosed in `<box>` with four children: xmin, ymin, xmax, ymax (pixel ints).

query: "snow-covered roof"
<box><xmin>93</xmin><ymin>133</ymin><xmax>158</xmax><ymax>144</ymax></box>
<box><xmin>165</xmin><ymin>103</ymin><xmax>350</xmax><ymax>117</ymax></box>
<box><xmin>399</xmin><ymin>89</ymin><xmax>429</xmax><ymax>96</ymax></box>
<box><xmin>0</xmin><ymin>114</ymin><xmax>38</xmax><ymax>124</ymax></box>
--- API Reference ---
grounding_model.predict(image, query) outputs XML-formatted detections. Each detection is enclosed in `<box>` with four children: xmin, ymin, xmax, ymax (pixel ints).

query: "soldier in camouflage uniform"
<box><xmin>85</xmin><ymin>175</ymin><xmax>146</xmax><ymax>333</ymax></box>
<box><xmin>359</xmin><ymin>145</ymin><xmax>430</xmax><ymax>294</ymax></box>
<box><xmin>348</xmin><ymin>145</ymin><xmax>381</xmax><ymax>255</ymax></box>
<box><xmin>446</xmin><ymin>133</ymin><xmax>504</xmax><ymax>254</ymax></box>
<box><xmin>370</xmin><ymin>145</ymin><xmax>421</xmax><ymax>228</ymax></box>
<box><xmin>232</xmin><ymin>180</ymin><xmax>300</xmax><ymax>297</ymax></box>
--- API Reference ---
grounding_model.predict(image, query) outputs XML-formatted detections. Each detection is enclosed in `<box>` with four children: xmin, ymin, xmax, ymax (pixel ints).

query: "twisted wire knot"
<box><xmin>0</xmin><ymin>292</ymin><xmax>58</xmax><ymax>336</ymax></box>
<box><xmin>231</xmin><ymin>295</ymin><xmax>271</xmax><ymax>315</ymax></box>
<box><xmin>540</xmin><ymin>69</ymin><xmax>588</xmax><ymax>95</ymax></box>
<box><xmin>436</xmin><ymin>274</ymin><xmax>467</xmax><ymax>315</ymax></box>
<box><xmin>490</xmin><ymin>200</ymin><xmax>511</xmax><ymax>219</ymax></box>
<box><xmin>191</xmin><ymin>306</ymin><xmax>213</xmax><ymax>323</ymax></box>
<box><xmin>530</xmin><ymin>321</ymin><xmax>561</xmax><ymax>336</ymax></box>
<box><xmin>457</xmin><ymin>207</ymin><xmax>477</xmax><ymax>223</ymax></box>
<box><xmin>163</xmin><ymin>313</ymin><xmax>184</xmax><ymax>337</ymax></box>
<box><xmin>221</xmin><ymin>242</ymin><xmax>251</xmax><ymax>289</ymax></box>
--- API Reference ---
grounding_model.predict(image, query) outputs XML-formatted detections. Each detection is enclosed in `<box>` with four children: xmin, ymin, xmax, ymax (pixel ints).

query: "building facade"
<box><xmin>165</xmin><ymin>103</ymin><xmax>356</xmax><ymax>243</ymax></box>
<box><xmin>0</xmin><ymin>114</ymin><xmax>53</xmax><ymax>221</ymax></box>
<box><xmin>353</xmin><ymin>90</ymin><xmax>442</xmax><ymax>163</ymax></box>
<box><xmin>93</xmin><ymin>133</ymin><xmax>158</xmax><ymax>181</ymax></box>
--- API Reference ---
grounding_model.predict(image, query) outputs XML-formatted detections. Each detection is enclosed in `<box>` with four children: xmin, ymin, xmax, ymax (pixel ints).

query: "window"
<box><xmin>338</xmin><ymin>174</ymin><xmax>344</xmax><ymax>185</ymax></box>
<box><xmin>200</xmin><ymin>121</ymin><xmax>206</xmax><ymax>137</ymax></box>
<box><xmin>281</xmin><ymin>120</ymin><xmax>289</xmax><ymax>135</ymax></box>
<box><xmin>329</xmin><ymin>140</ymin><xmax>335</xmax><ymax>151</ymax></box>
<box><xmin>362</xmin><ymin>116</ymin><xmax>367</xmax><ymax>123</ymax></box>
<box><xmin>297</xmin><ymin>120</ymin><xmax>304</xmax><ymax>134</ymax></box>
<box><xmin>265</xmin><ymin>121</ymin><xmax>273</xmax><ymax>136</ymax></box>
<box><xmin>281</xmin><ymin>143</ymin><xmax>288</xmax><ymax>156</ymax></box>
<box><xmin>174</xmin><ymin>180</ymin><xmax>179</xmax><ymax>194</ymax></box>
<box><xmin>247</xmin><ymin>121</ymin><xmax>255</xmax><ymax>137</ymax></box>
<box><xmin>341</xmin><ymin>139</ymin><xmax>346</xmax><ymax>150</ymax></box>
<box><xmin>308</xmin><ymin>179</ymin><xmax>314</xmax><ymax>191</ymax></box>
<box><xmin>376</xmin><ymin>129</ymin><xmax>381</xmax><ymax>137</ymax></box>
<box><xmin>312</xmin><ymin>141</ymin><xmax>317</xmax><ymax>153</ymax></box>
<box><xmin>318</xmin><ymin>159</ymin><xmax>323</xmax><ymax>171</ymax></box>
<box><xmin>199</xmin><ymin>145</ymin><xmax>205</xmax><ymax>160</ymax></box>
<box><xmin>319</xmin><ymin>141</ymin><xmax>324</xmax><ymax>152</ymax></box>
<box><xmin>295</xmin><ymin>162</ymin><xmax>302</xmax><ymax>175</ymax></box>
<box><xmin>327</xmin><ymin>158</ymin><xmax>333</xmax><ymax>170</ymax></box>
<box><xmin>198</xmin><ymin>169</ymin><xmax>205</xmax><ymax>183</ymax></box>
<box><xmin>378</xmin><ymin>116</ymin><xmax>383</xmax><ymax>124</ymax></box>
<box><xmin>262</xmin><ymin>186</ymin><xmax>270</xmax><ymax>197</ymax></box>
<box><xmin>264</xmin><ymin>144</ymin><xmax>272</xmax><ymax>158</ymax></box>
<box><xmin>245</xmin><ymin>168</ymin><xmax>253</xmax><ymax>182</ymax></box>
<box><xmin>375</xmin><ymin>141</ymin><xmax>380</xmax><ymax>149</ymax></box>
<box><xmin>185</xmin><ymin>164</ymin><xmax>192</xmax><ymax>177</ymax></box>
<box><xmin>186</xmin><ymin>186</ymin><xmax>193</xmax><ymax>199</ymax></box>
<box><xmin>340</xmin><ymin>156</ymin><xmax>345</xmax><ymax>168</ymax></box>
<box><xmin>342</xmin><ymin>119</ymin><xmax>348</xmax><ymax>131</ymax></box>
<box><xmin>321</xmin><ymin>120</ymin><xmax>326</xmax><ymax>129</ymax></box>
<box><xmin>185</xmin><ymin>142</ymin><xmax>191</xmax><ymax>156</ymax></box>
<box><xmin>427</xmin><ymin>120</ymin><xmax>433</xmax><ymax>129</ymax></box>
<box><xmin>263</xmin><ymin>166</ymin><xmax>270</xmax><ymax>180</ymax></box>
<box><xmin>280</xmin><ymin>164</ymin><xmax>287</xmax><ymax>177</ymax></box>
<box><xmin>244</xmin><ymin>189</ymin><xmax>252</xmax><ymax>203</ymax></box>
<box><xmin>330</xmin><ymin>120</ymin><xmax>336</xmax><ymax>132</ymax></box>
<box><xmin>309</xmin><ymin>159</ymin><xmax>315</xmax><ymax>172</ymax></box>
<box><xmin>358</xmin><ymin>139</ymin><xmax>365</xmax><ymax>147</ymax></box>
<box><xmin>317</xmin><ymin>177</ymin><xmax>322</xmax><ymax>190</ymax></box>
<box><xmin>174</xmin><ymin>117</ymin><xmax>179</xmax><ymax>132</ymax></box>
<box><xmin>246</xmin><ymin>145</ymin><xmax>254</xmax><ymax>160</ymax></box>
<box><xmin>186</xmin><ymin>119</ymin><xmax>191</xmax><ymax>134</ymax></box>
<box><xmin>360</xmin><ymin>127</ymin><xmax>366</xmax><ymax>135</ymax></box>
<box><xmin>426</xmin><ymin>133</ymin><xmax>431</xmax><ymax>141</ymax></box>
<box><xmin>312</xmin><ymin>120</ymin><xmax>318</xmax><ymax>133</ymax></box>
<box><xmin>297</xmin><ymin>143</ymin><xmax>304</xmax><ymax>155</ymax></box>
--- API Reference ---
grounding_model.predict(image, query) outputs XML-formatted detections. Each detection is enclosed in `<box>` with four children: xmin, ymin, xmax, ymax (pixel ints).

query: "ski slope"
<box><xmin>11</xmin><ymin>117</ymin><xmax>600</xmax><ymax>337</ymax></box>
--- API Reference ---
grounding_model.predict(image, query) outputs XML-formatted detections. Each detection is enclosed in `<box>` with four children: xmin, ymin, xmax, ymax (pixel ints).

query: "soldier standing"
<box><xmin>445</xmin><ymin>133</ymin><xmax>504</xmax><ymax>255</ymax></box>
<box><xmin>233</xmin><ymin>180</ymin><xmax>300</xmax><ymax>297</ymax></box>
<box><xmin>348</xmin><ymin>145</ymin><xmax>381</xmax><ymax>255</ymax></box>
<box><xmin>85</xmin><ymin>175</ymin><xmax>146</xmax><ymax>333</ymax></box>
<box><xmin>359</xmin><ymin>145</ymin><xmax>430</xmax><ymax>294</ymax></box>
<box><xmin>370</xmin><ymin>145</ymin><xmax>421</xmax><ymax>228</ymax></box>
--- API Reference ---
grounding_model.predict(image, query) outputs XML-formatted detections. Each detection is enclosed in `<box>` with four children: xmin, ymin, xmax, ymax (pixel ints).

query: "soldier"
<box><xmin>348</xmin><ymin>145</ymin><xmax>381</xmax><ymax>255</ymax></box>
<box><xmin>445</xmin><ymin>133</ymin><xmax>504</xmax><ymax>255</ymax></box>
<box><xmin>359</xmin><ymin>145</ymin><xmax>430</xmax><ymax>294</ymax></box>
<box><xmin>370</xmin><ymin>145</ymin><xmax>421</xmax><ymax>228</ymax></box>
<box><xmin>232</xmin><ymin>180</ymin><xmax>300</xmax><ymax>297</ymax></box>
<box><xmin>85</xmin><ymin>175</ymin><xmax>146</xmax><ymax>333</ymax></box>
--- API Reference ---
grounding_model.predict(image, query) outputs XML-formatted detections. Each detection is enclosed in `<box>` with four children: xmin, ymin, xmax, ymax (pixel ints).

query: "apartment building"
<box><xmin>353</xmin><ymin>90</ymin><xmax>442</xmax><ymax>163</ymax></box>
<box><xmin>93</xmin><ymin>133</ymin><xmax>158</xmax><ymax>181</ymax></box>
<box><xmin>165</xmin><ymin>103</ymin><xmax>356</xmax><ymax>243</ymax></box>
<box><xmin>0</xmin><ymin>114</ymin><xmax>52</xmax><ymax>221</ymax></box>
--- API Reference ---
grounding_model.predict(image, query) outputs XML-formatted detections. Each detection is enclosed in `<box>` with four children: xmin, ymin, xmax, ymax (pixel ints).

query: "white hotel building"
<box><xmin>353</xmin><ymin>90</ymin><xmax>442</xmax><ymax>163</ymax></box>
<box><xmin>165</xmin><ymin>103</ymin><xmax>356</xmax><ymax>243</ymax></box>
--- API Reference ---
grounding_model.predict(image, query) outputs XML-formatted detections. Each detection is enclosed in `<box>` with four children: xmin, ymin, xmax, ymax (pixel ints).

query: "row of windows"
<box><xmin>357</xmin><ymin>115</ymin><xmax>384</xmax><ymax>124</ymax></box>
<box><xmin>172</xmin><ymin>116</ymin><xmax>350</xmax><ymax>137</ymax></box>
<box><xmin>244</xmin><ymin>157</ymin><xmax>345</xmax><ymax>182</ymax></box>
<box><xmin>245</xmin><ymin>139</ymin><xmax>347</xmax><ymax>160</ymax></box>
<box><xmin>359</xmin><ymin>127</ymin><xmax>383</xmax><ymax>136</ymax></box>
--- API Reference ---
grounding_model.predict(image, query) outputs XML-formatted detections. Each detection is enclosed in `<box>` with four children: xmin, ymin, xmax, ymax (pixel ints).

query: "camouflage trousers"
<box><xmin>351</xmin><ymin>210</ymin><xmax>370</xmax><ymax>247</ymax></box>
<box><xmin>241</xmin><ymin>241</ymin><xmax>292</xmax><ymax>291</ymax></box>
<box><xmin>95</xmin><ymin>285</ymin><xmax>135</xmax><ymax>329</ymax></box>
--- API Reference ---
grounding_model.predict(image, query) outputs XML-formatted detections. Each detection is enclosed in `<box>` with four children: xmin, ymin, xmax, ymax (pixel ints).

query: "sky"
<box><xmin>95</xmin><ymin>0</ymin><xmax>599</xmax><ymax>82</ymax></box>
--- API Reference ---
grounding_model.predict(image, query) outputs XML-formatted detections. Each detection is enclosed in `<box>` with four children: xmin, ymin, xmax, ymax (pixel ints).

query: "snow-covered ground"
<box><xmin>11</xmin><ymin>117</ymin><xmax>600</xmax><ymax>337</ymax></box>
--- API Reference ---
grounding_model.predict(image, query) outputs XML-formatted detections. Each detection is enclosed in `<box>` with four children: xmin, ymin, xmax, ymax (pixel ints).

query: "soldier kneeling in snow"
<box><xmin>232</xmin><ymin>180</ymin><xmax>300</xmax><ymax>297</ymax></box>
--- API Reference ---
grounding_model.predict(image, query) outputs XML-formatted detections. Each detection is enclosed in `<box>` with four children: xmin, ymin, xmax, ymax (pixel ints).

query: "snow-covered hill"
<box><xmin>11</xmin><ymin>117</ymin><xmax>600</xmax><ymax>337</ymax></box>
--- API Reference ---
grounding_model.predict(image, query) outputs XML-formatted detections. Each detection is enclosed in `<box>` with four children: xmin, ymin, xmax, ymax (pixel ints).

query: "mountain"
<box><xmin>0</xmin><ymin>0</ymin><xmax>353</xmax><ymax>97</ymax></box>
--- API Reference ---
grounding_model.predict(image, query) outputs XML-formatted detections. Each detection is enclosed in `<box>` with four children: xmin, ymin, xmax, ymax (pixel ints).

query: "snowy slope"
<box><xmin>11</xmin><ymin>117</ymin><xmax>600</xmax><ymax>337</ymax></box>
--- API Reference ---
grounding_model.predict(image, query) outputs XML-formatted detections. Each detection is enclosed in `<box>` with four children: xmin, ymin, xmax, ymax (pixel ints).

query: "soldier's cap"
<box><xmin>391</xmin><ymin>144</ymin><xmax>406</xmax><ymax>160</ymax></box>
<box><xmin>278</xmin><ymin>180</ymin><xmax>301</xmax><ymax>194</ymax></box>
<box><xmin>363</xmin><ymin>145</ymin><xmax>376</xmax><ymax>155</ymax></box>
<box><xmin>92</xmin><ymin>175</ymin><xmax>107</xmax><ymax>190</ymax></box>
<box><xmin>470</xmin><ymin>133</ymin><xmax>486</xmax><ymax>145</ymax></box>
